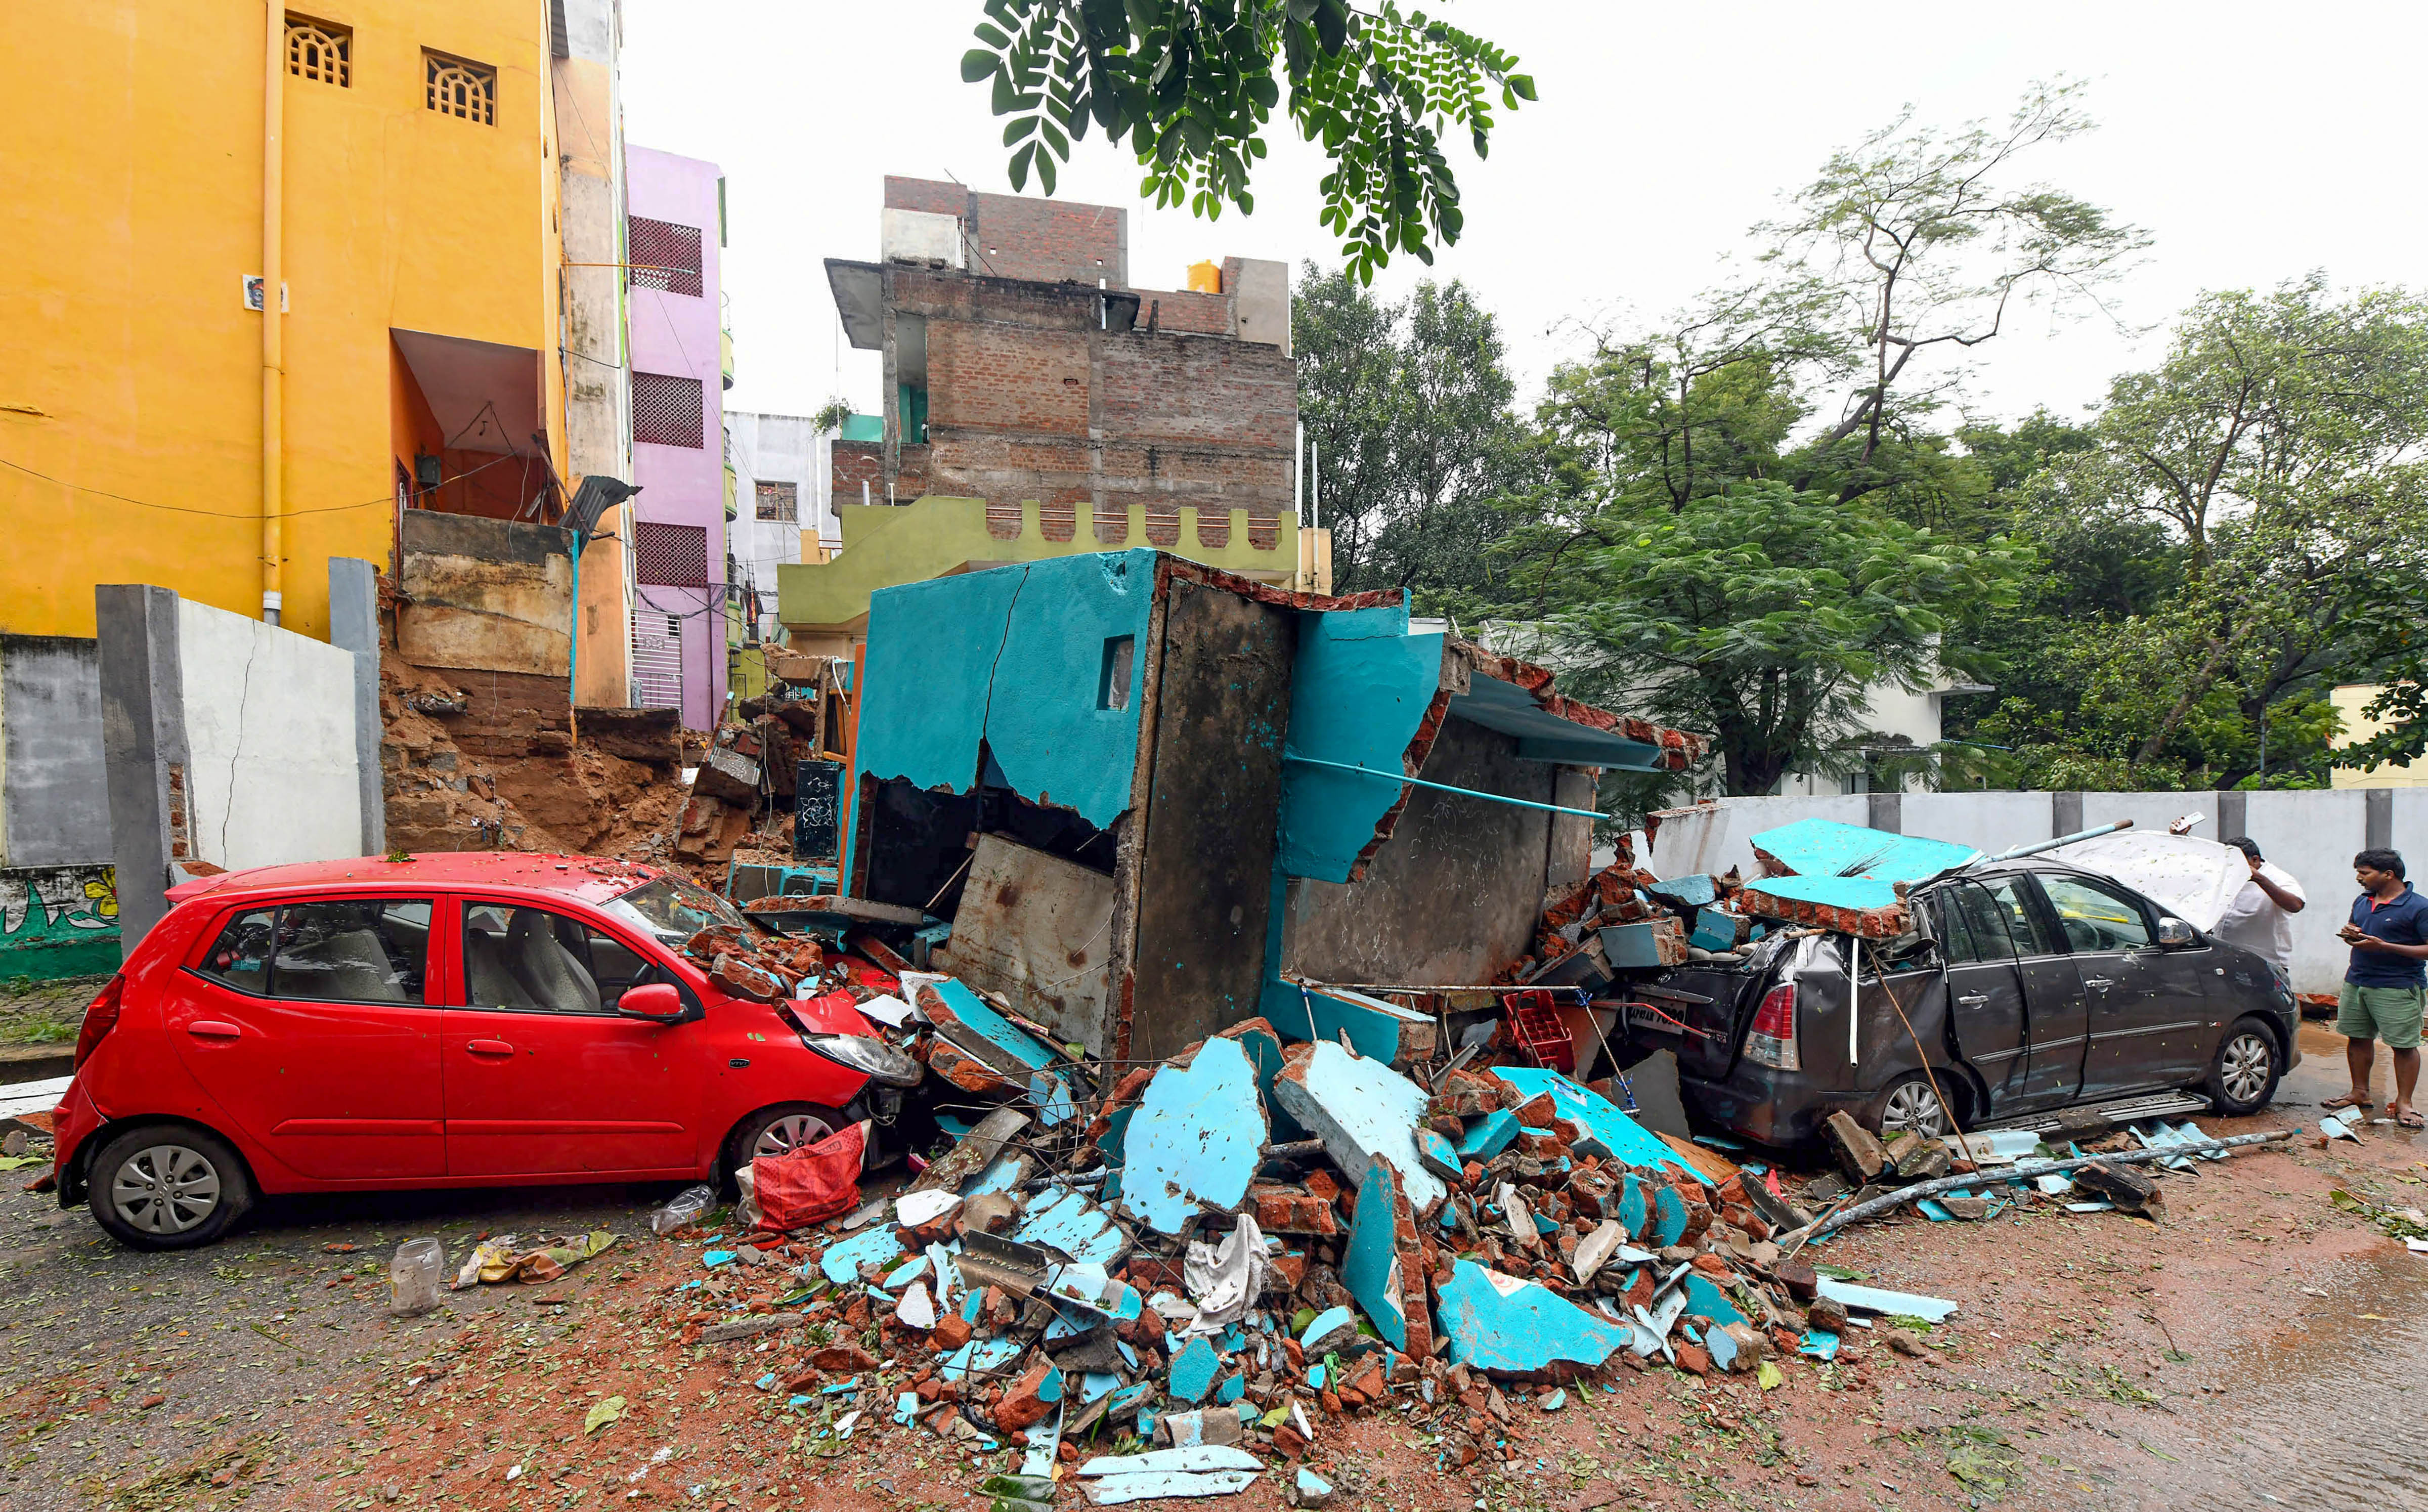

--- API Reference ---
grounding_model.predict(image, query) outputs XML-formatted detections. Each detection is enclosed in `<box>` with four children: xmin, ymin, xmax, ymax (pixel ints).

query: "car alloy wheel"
<box><xmin>1880</xmin><ymin>1079</ymin><xmax>1952</xmax><ymax>1138</ymax></box>
<box><xmin>110</xmin><ymin>1142</ymin><xmax>223</xmax><ymax>1236</ymax></box>
<box><xmin>2220</xmin><ymin>1031</ymin><xmax>2274</xmax><ymax>1105</ymax></box>
<box><xmin>751</xmin><ymin>1112</ymin><xmax>834</xmax><ymax>1160</ymax></box>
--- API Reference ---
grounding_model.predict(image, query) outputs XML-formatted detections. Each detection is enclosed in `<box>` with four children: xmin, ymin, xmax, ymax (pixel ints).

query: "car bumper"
<box><xmin>1679</xmin><ymin>1066</ymin><xmax>1862</xmax><ymax>1150</ymax></box>
<box><xmin>51</xmin><ymin>1076</ymin><xmax>102</xmax><ymax>1209</ymax></box>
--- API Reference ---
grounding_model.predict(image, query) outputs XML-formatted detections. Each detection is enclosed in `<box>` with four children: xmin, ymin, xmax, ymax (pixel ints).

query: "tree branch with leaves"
<box><xmin>963</xmin><ymin>1</ymin><xmax>1532</xmax><ymax>281</ymax></box>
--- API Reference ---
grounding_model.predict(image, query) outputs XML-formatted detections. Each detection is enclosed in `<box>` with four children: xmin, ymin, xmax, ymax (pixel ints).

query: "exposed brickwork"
<box><xmin>882</xmin><ymin>176</ymin><xmax>969</xmax><ymax>218</ymax></box>
<box><xmin>966</xmin><ymin>192</ymin><xmax>1123</xmax><ymax>283</ymax></box>
<box><xmin>831</xmin><ymin>441</ymin><xmax>883</xmax><ymax>498</ymax></box>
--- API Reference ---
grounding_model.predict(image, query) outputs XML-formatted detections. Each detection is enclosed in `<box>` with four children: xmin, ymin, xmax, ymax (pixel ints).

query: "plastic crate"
<box><xmin>1504</xmin><ymin>990</ymin><xmax>1575</xmax><ymax>1074</ymax></box>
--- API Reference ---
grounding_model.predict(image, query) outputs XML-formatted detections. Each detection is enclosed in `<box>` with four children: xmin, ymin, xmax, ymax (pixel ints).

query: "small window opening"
<box><xmin>1098</xmin><ymin>636</ymin><xmax>1135</xmax><ymax>711</ymax></box>
<box><xmin>425</xmin><ymin>50</ymin><xmax>496</xmax><ymax>125</ymax></box>
<box><xmin>286</xmin><ymin>15</ymin><xmax>351</xmax><ymax>85</ymax></box>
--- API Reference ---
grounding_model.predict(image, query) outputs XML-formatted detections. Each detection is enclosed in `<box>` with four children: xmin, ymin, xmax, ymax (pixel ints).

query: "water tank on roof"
<box><xmin>1187</xmin><ymin>261</ymin><xmax>1221</xmax><ymax>294</ymax></box>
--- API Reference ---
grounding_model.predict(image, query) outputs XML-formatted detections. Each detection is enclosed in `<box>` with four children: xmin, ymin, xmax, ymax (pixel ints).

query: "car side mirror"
<box><xmin>2156</xmin><ymin>917</ymin><xmax>2197</xmax><ymax>948</ymax></box>
<box><xmin>616</xmin><ymin>982</ymin><xmax>691</xmax><ymax>1024</ymax></box>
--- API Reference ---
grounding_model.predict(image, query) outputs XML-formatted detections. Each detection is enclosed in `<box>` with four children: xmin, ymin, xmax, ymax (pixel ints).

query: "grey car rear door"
<box><xmin>1931</xmin><ymin>882</ymin><xmax>2032</xmax><ymax>1114</ymax></box>
<box><xmin>2033</xmin><ymin>871</ymin><xmax>2214</xmax><ymax>1097</ymax></box>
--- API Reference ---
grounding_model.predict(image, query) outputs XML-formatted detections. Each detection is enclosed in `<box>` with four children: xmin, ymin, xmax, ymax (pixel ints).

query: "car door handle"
<box><xmin>465</xmin><ymin>1040</ymin><xmax>515</xmax><ymax>1057</ymax></box>
<box><xmin>2082</xmin><ymin>977</ymin><xmax>2116</xmax><ymax>991</ymax></box>
<box><xmin>1955</xmin><ymin>993</ymin><xmax>1990</xmax><ymax>1006</ymax></box>
<box><xmin>186</xmin><ymin>1021</ymin><xmax>241</xmax><ymax>1040</ymax></box>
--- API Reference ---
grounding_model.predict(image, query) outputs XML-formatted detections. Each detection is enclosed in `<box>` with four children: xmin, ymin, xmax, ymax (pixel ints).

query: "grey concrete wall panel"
<box><xmin>0</xmin><ymin>635</ymin><xmax>110</xmax><ymax>866</ymax></box>
<box><xmin>95</xmin><ymin>585</ymin><xmax>187</xmax><ymax>957</ymax></box>
<box><xmin>328</xmin><ymin>558</ymin><xmax>387</xmax><ymax>857</ymax></box>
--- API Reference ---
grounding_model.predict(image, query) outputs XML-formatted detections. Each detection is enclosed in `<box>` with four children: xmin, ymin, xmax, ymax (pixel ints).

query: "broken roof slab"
<box><xmin>1486</xmin><ymin>1067</ymin><xmax>1709</xmax><ymax>1185</ymax></box>
<box><xmin>1116</xmin><ymin>1035</ymin><xmax>1269</xmax><ymax>1236</ymax></box>
<box><xmin>1749</xmin><ymin>818</ymin><xmax>1977</xmax><ymax>883</ymax></box>
<box><xmin>1340</xmin><ymin>1157</ymin><xmax>1407</xmax><ymax>1350</ymax></box>
<box><xmin>1435</xmin><ymin>1260</ymin><xmax>1631</xmax><ymax>1376</ymax></box>
<box><xmin>1271</xmin><ymin>1041</ymin><xmax>1446</xmax><ymax>1213</ymax></box>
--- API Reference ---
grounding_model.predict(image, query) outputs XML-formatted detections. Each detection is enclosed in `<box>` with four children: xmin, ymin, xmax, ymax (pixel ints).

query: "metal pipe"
<box><xmin>1781</xmin><ymin>1127</ymin><xmax>2292</xmax><ymax>1248</ymax></box>
<box><xmin>260</xmin><ymin>1</ymin><xmax>284</xmax><ymax>624</ymax></box>
<box><xmin>1992</xmin><ymin>819</ymin><xmax>2131</xmax><ymax>861</ymax></box>
<box><xmin>1281</xmin><ymin>752</ymin><xmax>1605</xmax><ymax>821</ymax></box>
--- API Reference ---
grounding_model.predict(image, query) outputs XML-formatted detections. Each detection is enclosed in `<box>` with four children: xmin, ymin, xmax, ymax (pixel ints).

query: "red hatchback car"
<box><xmin>52</xmin><ymin>853</ymin><xmax>915</xmax><ymax>1249</ymax></box>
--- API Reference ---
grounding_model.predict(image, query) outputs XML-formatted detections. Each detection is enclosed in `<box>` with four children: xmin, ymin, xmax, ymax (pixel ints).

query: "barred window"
<box><xmin>754</xmin><ymin>481</ymin><xmax>797</xmax><ymax>523</ymax></box>
<box><xmin>632</xmin><ymin>372</ymin><xmax>704</xmax><ymax>449</ymax></box>
<box><xmin>286</xmin><ymin>15</ymin><xmax>350</xmax><ymax>85</ymax></box>
<box><xmin>629</xmin><ymin>217</ymin><xmax>704</xmax><ymax>298</ymax></box>
<box><xmin>634</xmin><ymin>522</ymin><xmax>710</xmax><ymax>588</ymax></box>
<box><xmin>425</xmin><ymin>50</ymin><xmax>495</xmax><ymax>125</ymax></box>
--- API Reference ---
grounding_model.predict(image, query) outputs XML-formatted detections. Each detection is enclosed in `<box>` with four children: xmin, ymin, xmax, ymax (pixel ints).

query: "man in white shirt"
<box><xmin>2213</xmin><ymin>836</ymin><xmax>2306</xmax><ymax>975</ymax></box>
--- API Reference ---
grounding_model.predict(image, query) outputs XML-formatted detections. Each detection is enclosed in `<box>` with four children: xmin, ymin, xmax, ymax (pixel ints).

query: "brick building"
<box><xmin>822</xmin><ymin>176</ymin><xmax>1297</xmax><ymax>552</ymax></box>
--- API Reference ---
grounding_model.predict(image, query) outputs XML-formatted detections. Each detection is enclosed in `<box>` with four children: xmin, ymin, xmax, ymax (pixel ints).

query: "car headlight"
<box><xmin>800</xmin><ymin>1032</ymin><xmax>924</xmax><ymax>1088</ymax></box>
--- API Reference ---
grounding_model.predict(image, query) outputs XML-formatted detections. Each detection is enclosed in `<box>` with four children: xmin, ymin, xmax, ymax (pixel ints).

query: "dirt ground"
<box><xmin>6</xmin><ymin>1018</ymin><xmax>2423</xmax><ymax>1512</ymax></box>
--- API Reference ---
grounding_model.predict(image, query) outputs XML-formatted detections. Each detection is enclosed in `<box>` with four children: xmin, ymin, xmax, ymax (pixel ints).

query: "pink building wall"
<box><xmin>627</xmin><ymin>145</ymin><xmax>726</xmax><ymax>731</ymax></box>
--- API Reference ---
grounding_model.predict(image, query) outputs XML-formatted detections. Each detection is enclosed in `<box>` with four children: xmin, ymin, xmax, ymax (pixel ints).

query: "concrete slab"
<box><xmin>1340</xmin><ymin>1157</ymin><xmax>1407</xmax><ymax>1350</ymax></box>
<box><xmin>1487</xmin><ymin>1067</ymin><xmax>1708</xmax><ymax>1184</ymax></box>
<box><xmin>1272</xmin><ymin>1041</ymin><xmax>1446</xmax><ymax>1213</ymax></box>
<box><xmin>1434</xmin><ymin>1260</ymin><xmax>1630</xmax><ymax>1376</ymax></box>
<box><xmin>1118</xmin><ymin>1036</ymin><xmax>1268</xmax><ymax>1235</ymax></box>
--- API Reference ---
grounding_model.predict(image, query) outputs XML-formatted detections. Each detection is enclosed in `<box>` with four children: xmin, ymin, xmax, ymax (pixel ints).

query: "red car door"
<box><xmin>168</xmin><ymin>897</ymin><xmax>445</xmax><ymax>1180</ymax></box>
<box><xmin>437</xmin><ymin>895</ymin><xmax>705</xmax><ymax>1178</ymax></box>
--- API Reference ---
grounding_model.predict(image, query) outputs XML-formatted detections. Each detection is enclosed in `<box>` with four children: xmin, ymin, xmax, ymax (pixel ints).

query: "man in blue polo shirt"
<box><xmin>2331</xmin><ymin>848</ymin><xmax>2428</xmax><ymax>1128</ymax></box>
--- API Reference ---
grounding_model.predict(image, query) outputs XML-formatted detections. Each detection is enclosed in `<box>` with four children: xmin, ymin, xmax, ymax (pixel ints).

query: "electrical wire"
<box><xmin>0</xmin><ymin>450</ymin><xmax>528</xmax><ymax>520</ymax></box>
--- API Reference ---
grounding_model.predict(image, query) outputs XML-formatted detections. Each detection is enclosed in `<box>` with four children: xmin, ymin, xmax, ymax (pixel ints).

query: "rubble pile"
<box><xmin>674</xmin><ymin>656</ymin><xmax>851</xmax><ymax>867</ymax></box>
<box><xmin>1518</xmin><ymin>837</ymin><xmax>1764</xmax><ymax>991</ymax></box>
<box><xmin>636</xmin><ymin>928</ymin><xmax>1940</xmax><ymax>1506</ymax></box>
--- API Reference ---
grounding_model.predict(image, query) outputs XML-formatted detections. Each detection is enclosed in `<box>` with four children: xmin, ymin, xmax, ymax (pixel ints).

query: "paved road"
<box><xmin>0</xmin><ymin>1169</ymin><xmax>680</xmax><ymax>1509</ymax></box>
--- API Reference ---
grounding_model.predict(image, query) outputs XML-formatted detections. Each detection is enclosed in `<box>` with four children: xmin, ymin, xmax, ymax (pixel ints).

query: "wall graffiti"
<box><xmin>0</xmin><ymin>863</ymin><xmax>120</xmax><ymax>979</ymax></box>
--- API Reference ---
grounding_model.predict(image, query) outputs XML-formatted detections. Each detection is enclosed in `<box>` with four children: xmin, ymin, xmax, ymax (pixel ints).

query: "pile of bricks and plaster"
<box><xmin>642</xmin><ymin>933</ymin><xmax>1950</xmax><ymax>1508</ymax></box>
<box><xmin>673</xmin><ymin>654</ymin><xmax>852</xmax><ymax>868</ymax></box>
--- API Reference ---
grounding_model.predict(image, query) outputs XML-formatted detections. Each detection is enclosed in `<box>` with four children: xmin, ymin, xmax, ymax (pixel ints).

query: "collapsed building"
<box><xmin>838</xmin><ymin>549</ymin><xmax>1700</xmax><ymax>1067</ymax></box>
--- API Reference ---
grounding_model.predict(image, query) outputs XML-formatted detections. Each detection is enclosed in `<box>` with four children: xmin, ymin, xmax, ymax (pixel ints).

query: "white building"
<box><xmin>723</xmin><ymin>411</ymin><xmax>842</xmax><ymax>643</ymax></box>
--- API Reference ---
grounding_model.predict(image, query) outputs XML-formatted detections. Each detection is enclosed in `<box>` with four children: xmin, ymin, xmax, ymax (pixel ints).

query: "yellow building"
<box><xmin>2330</xmin><ymin>683</ymin><xmax>2428</xmax><ymax>788</ymax></box>
<box><xmin>1</xmin><ymin>2</ymin><xmax>575</xmax><ymax>645</ymax></box>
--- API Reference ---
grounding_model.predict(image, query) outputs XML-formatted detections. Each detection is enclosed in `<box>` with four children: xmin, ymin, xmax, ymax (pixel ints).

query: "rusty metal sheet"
<box><xmin>943</xmin><ymin>834</ymin><xmax>1116</xmax><ymax>1053</ymax></box>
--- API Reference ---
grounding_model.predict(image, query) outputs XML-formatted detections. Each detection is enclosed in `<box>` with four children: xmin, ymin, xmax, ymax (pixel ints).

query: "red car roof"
<box><xmin>164</xmin><ymin>852</ymin><xmax>666</xmax><ymax>907</ymax></box>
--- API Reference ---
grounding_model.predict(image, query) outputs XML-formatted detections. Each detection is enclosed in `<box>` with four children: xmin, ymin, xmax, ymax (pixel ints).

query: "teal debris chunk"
<box><xmin>1646</xmin><ymin>875</ymin><xmax>1720</xmax><ymax>909</ymax></box>
<box><xmin>1167</xmin><ymin>1337</ymin><xmax>1222</xmax><ymax>1404</ymax></box>
<box><xmin>1650</xmin><ymin>1185</ymin><xmax>1688</xmax><ymax>1248</ymax></box>
<box><xmin>1815</xmin><ymin>1278</ymin><xmax>1958</xmax><ymax>1322</ymax></box>
<box><xmin>1083</xmin><ymin>1470</ymin><xmax>1260</xmax><ymax>1505</ymax></box>
<box><xmin>1435</xmin><ymin>1260</ymin><xmax>1630</xmax><ymax>1376</ymax></box>
<box><xmin>1117</xmin><ymin>1036</ymin><xmax>1268</xmax><ymax>1236</ymax></box>
<box><xmin>1539</xmin><ymin>1389</ymin><xmax>1566</xmax><ymax>1412</ymax></box>
<box><xmin>1271</xmin><ymin>1040</ymin><xmax>1447</xmax><ymax>1212</ymax></box>
<box><xmin>1616</xmin><ymin>1174</ymin><xmax>1649</xmax><ymax>1240</ymax></box>
<box><xmin>942</xmin><ymin>1338</ymin><xmax>1025</xmax><ymax>1383</ymax></box>
<box><xmin>1016</xmin><ymin>1186</ymin><xmax>1130</xmax><ymax>1267</ymax></box>
<box><xmin>1078</xmin><ymin>1447</ymin><xmax>1262</xmax><ymax>1477</ymax></box>
<box><xmin>1747</xmin><ymin>817</ymin><xmax>1980</xmax><ymax>882</ymax></box>
<box><xmin>1799</xmin><ymin>1330</ymin><xmax>1840</xmax><ymax>1361</ymax></box>
<box><xmin>702</xmin><ymin>1250</ymin><xmax>736</xmax><ymax>1268</ymax></box>
<box><xmin>1688</xmin><ymin>907</ymin><xmax>1744</xmax><ymax>953</ymax></box>
<box><xmin>1298</xmin><ymin>1305</ymin><xmax>1358</xmax><ymax>1354</ymax></box>
<box><xmin>1215</xmin><ymin>1372</ymin><xmax>1245</xmax><ymax>1405</ymax></box>
<box><xmin>1296</xmin><ymin>1470</ymin><xmax>1335</xmax><ymax>1502</ymax></box>
<box><xmin>818</xmin><ymin>1226</ymin><xmax>906</xmax><ymax>1286</ymax></box>
<box><xmin>1340</xmin><ymin>1157</ymin><xmax>1408</xmax><ymax>1350</ymax></box>
<box><xmin>894</xmin><ymin>1391</ymin><xmax>919</xmax><ymax>1425</ymax></box>
<box><xmin>1414</xmin><ymin>1128</ymin><xmax>1463</xmax><ymax>1182</ymax></box>
<box><xmin>1706</xmin><ymin>1323</ymin><xmax>1738</xmax><ymax>1372</ymax></box>
<box><xmin>1455</xmin><ymin>1109</ymin><xmax>1521</xmax><ymax>1163</ymax></box>
<box><xmin>1305</xmin><ymin>1363</ymin><xmax>1326</xmax><ymax>1390</ymax></box>
<box><xmin>1487</xmin><ymin>1066</ymin><xmax>1708</xmax><ymax>1184</ymax></box>
<box><xmin>1080</xmin><ymin>1371</ymin><xmax>1120</xmax><ymax>1404</ymax></box>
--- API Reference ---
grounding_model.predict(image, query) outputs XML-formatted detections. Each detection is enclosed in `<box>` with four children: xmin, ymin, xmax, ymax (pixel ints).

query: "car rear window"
<box><xmin>195</xmin><ymin>900</ymin><xmax>432</xmax><ymax>1003</ymax></box>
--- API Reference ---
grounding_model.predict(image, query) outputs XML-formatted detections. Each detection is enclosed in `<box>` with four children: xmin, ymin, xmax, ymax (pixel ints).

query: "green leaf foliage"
<box><xmin>962</xmin><ymin>1</ymin><xmax>1529</xmax><ymax>281</ymax></box>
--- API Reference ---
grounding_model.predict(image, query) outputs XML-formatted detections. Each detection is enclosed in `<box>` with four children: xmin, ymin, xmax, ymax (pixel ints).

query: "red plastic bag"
<box><xmin>751</xmin><ymin>1119</ymin><xmax>869</xmax><ymax>1232</ymax></box>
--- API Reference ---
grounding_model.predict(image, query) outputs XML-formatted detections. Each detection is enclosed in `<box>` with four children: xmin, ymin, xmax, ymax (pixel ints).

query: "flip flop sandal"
<box><xmin>2322</xmin><ymin>1093</ymin><xmax>2374</xmax><ymax>1111</ymax></box>
<box><xmin>2400</xmin><ymin>1110</ymin><xmax>2425</xmax><ymax>1129</ymax></box>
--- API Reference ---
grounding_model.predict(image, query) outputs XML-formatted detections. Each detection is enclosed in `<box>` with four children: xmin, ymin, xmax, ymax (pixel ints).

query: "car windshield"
<box><xmin>603</xmin><ymin>874</ymin><xmax>744</xmax><ymax>944</ymax></box>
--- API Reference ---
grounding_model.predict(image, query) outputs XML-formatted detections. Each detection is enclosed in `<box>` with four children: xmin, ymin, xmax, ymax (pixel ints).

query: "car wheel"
<box><xmin>719</xmin><ymin>1103</ymin><xmax>844</xmax><ymax>1194</ymax></box>
<box><xmin>2206</xmin><ymin>1018</ymin><xmax>2282</xmax><ymax>1116</ymax></box>
<box><xmin>1875</xmin><ymin>1074</ymin><xmax>1957</xmax><ymax>1139</ymax></box>
<box><xmin>87</xmin><ymin>1125</ymin><xmax>252</xmax><ymax>1251</ymax></box>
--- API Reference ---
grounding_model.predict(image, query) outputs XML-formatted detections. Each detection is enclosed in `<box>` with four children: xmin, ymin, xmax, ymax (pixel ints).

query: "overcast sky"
<box><xmin>623</xmin><ymin>1</ymin><xmax>2425</xmax><ymax>433</ymax></box>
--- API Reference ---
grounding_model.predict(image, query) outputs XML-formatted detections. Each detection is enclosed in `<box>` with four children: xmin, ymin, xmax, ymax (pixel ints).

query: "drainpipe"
<box><xmin>259</xmin><ymin>2</ymin><xmax>285</xmax><ymax>625</ymax></box>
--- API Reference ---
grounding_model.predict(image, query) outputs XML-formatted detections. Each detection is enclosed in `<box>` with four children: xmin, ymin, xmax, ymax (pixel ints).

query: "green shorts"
<box><xmin>2339</xmin><ymin>982</ymin><xmax>2426</xmax><ymax>1050</ymax></box>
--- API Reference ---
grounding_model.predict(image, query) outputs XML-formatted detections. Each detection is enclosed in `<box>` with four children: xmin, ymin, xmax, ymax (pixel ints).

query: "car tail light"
<box><xmin>72</xmin><ymin>973</ymin><xmax>125</xmax><ymax>1073</ymax></box>
<box><xmin>1744</xmin><ymin>982</ymin><xmax>1800</xmax><ymax>1071</ymax></box>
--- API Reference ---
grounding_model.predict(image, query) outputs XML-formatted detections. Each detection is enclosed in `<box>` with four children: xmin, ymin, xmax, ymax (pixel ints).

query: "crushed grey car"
<box><xmin>1615</xmin><ymin>857</ymin><xmax>2301</xmax><ymax>1148</ymax></box>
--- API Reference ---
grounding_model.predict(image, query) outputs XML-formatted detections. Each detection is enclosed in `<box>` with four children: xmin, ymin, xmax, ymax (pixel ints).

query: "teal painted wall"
<box><xmin>851</xmin><ymin>552</ymin><xmax>1155</xmax><ymax>836</ymax></box>
<box><xmin>1276</xmin><ymin>605</ymin><xmax>1441</xmax><ymax>883</ymax></box>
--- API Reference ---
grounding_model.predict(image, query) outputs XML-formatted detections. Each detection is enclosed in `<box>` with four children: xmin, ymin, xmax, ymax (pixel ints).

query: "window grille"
<box><xmin>1247</xmin><ymin>512</ymin><xmax>1282</xmax><ymax>550</ymax></box>
<box><xmin>1144</xmin><ymin>506</ymin><xmax>1181</xmax><ymax>547</ymax></box>
<box><xmin>424</xmin><ymin>51</ymin><xmax>495</xmax><ymax>125</ymax></box>
<box><xmin>286</xmin><ymin>15</ymin><xmax>350</xmax><ymax>85</ymax></box>
<box><xmin>754</xmin><ymin>481</ymin><xmax>797</xmax><ymax>523</ymax></box>
<box><xmin>634</xmin><ymin>522</ymin><xmax>710</xmax><ymax>587</ymax></box>
<box><xmin>631</xmin><ymin>617</ymin><xmax>683</xmax><ymax>711</ymax></box>
<box><xmin>629</xmin><ymin>217</ymin><xmax>704</xmax><ymax>297</ymax></box>
<box><xmin>632</xmin><ymin>372</ymin><xmax>704</xmax><ymax>448</ymax></box>
<box><xmin>1195</xmin><ymin>510</ymin><xmax>1230</xmax><ymax>549</ymax></box>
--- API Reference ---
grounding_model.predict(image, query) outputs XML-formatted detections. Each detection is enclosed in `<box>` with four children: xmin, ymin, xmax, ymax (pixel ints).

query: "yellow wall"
<box><xmin>2330</xmin><ymin>683</ymin><xmax>2428</xmax><ymax>788</ymax></box>
<box><xmin>0</xmin><ymin>1</ymin><xmax>567</xmax><ymax>644</ymax></box>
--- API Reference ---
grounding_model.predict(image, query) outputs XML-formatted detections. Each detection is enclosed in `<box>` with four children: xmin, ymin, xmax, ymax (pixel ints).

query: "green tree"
<box><xmin>1497</xmin><ymin>481</ymin><xmax>2027</xmax><ymax>795</ymax></box>
<box><xmin>2051</xmin><ymin>276</ymin><xmax>2428</xmax><ymax>778</ymax></box>
<box><xmin>1294</xmin><ymin>264</ymin><xmax>1527</xmax><ymax>597</ymax></box>
<box><xmin>962</xmin><ymin>1</ymin><xmax>1532</xmax><ymax>280</ymax></box>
